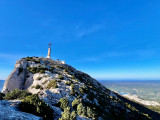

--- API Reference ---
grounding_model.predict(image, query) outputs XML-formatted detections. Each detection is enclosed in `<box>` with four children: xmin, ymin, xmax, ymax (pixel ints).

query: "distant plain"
<box><xmin>100</xmin><ymin>80</ymin><xmax>160</xmax><ymax>103</ymax></box>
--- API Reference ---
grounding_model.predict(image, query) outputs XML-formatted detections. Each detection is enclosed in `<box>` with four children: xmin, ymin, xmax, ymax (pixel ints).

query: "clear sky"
<box><xmin>0</xmin><ymin>0</ymin><xmax>160</xmax><ymax>80</ymax></box>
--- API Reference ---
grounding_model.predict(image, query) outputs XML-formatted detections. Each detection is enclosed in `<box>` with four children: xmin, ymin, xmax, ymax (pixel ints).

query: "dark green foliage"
<box><xmin>4</xmin><ymin>89</ymin><xmax>31</xmax><ymax>100</ymax></box>
<box><xmin>46</xmin><ymin>79</ymin><xmax>58</xmax><ymax>89</ymax></box>
<box><xmin>87</xmin><ymin>106</ymin><xmax>97</xmax><ymax>119</ymax></box>
<box><xmin>70</xmin><ymin>111</ymin><xmax>77</xmax><ymax>120</ymax></box>
<box><xmin>66</xmin><ymin>81</ymin><xmax>72</xmax><ymax>85</ymax></box>
<box><xmin>35</xmin><ymin>84</ymin><xmax>43</xmax><ymax>89</ymax></box>
<box><xmin>49</xmin><ymin>67</ymin><xmax>54</xmax><ymax>73</ymax></box>
<box><xmin>19</xmin><ymin>94</ymin><xmax>53</xmax><ymax>120</ymax></box>
<box><xmin>39</xmin><ymin>70</ymin><xmax>45</xmax><ymax>74</ymax></box>
<box><xmin>77</xmin><ymin>103</ymin><xmax>86</xmax><ymax>117</ymax></box>
<box><xmin>25</xmin><ymin>57</ymin><xmax>40</xmax><ymax>63</ymax></box>
<box><xmin>37</xmin><ymin>77</ymin><xmax>42</xmax><ymax>80</ymax></box>
<box><xmin>59</xmin><ymin>107</ymin><xmax>77</xmax><ymax>120</ymax></box>
<box><xmin>18</xmin><ymin>67</ymin><xmax>23</xmax><ymax>75</ymax></box>
<box><xmin>72</xmin><ymin>98</ymin><xmax>80</xmax><ymax>109</ymax></box>
<box><xmin>70</xmin><ymin>84</ymin><xmax>76</xmax><ymax>95</ymax></box>
<box><xmin>79</xmin><ymin>87</ymin><xmax>84</xmax><ymax>95</ymax></box>
<box><xmin>72</xmin><ymin>75</ymin><xmax>75</xmax><ymax>79</ymax></box>
<box><xmin>58</xmin><ymin>97</ymin><xmax>69</xmax><ymax>110</ymax></box>
<box><xmin>58</xmin><ymin>75</ymin><xmax>64</xmax><ymax>80</ymax></box>
<box><xmin>35</xmin><ymin>60</ymin><xmax>40</xmax><ymax>64</ymax></box>
<box><xmin>0</xmin><ymin>93</ymin><xmax>4</xmax><ymax>100</ymax></box>
<box><xmin>27</xmin><ymin>67</ymin><xmax>47</xmax><ymax>74</ymax></box>
<box><xmin>86</xmin><ymin>91</ymin><xmax>95</xmax><ymax>101</ymax></box>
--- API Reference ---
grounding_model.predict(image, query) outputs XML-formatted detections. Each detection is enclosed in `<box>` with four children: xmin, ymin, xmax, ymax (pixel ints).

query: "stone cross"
<box><xmin>47</xmin><ymin>43</ymin><xmax>52</xmax><ymax>59</ymax></box>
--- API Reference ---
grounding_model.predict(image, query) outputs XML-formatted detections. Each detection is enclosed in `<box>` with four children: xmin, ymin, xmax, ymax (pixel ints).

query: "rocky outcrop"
<box><xmin>2</xmin><ymin>59</ymin><xmax>28</xmax><ymax>93</ymax></box>
<box><xmin>1</xmin><ymin>57</ymin><xmax>155</xmax><ymax>120</ymax></box>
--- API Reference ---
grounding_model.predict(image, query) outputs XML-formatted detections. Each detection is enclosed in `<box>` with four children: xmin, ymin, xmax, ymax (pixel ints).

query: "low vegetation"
<box><xmin>19</xmin><ymin>94</ymin><xmax>53</xmax><ymax>120</ymax></box>
<box><xmin>59</xmin><ymin>107</ymin><xmax>76</xmax><ymax>120</ymax></box>
<box><xmin>27</xmin><ymin>67</ymin><xmax>47</xmax><ymax>74</ymax></box>
<box><xmin>37</xmin><ymin>77</ymin><xmax>42</xmax><ymax>80</ymax></box>
<box><xmin>77</xmin><ymin>103</ymin><xmax>86</xmax><ymax>117</ymax></box>
<box><xmin>58</xmin><ymin>97</ymin><xmax>69</xmax><ymax>110</ymax></box>
<box><xmin>46</xmin><ymin>79</ymin><xmax>58</xmax><ymax>89</ymax></box>
<box><xmin>4</xmin><ymin>89</ymin><xmax>32</xmax><ymax>100</ymax></box>
<box><xmin>35</xmin><ymin>84</ymin><xmax>43</xmax><ymax>90</ymax></box>
<box><xmin>66</xmin><ymin>81</ymin><xmax>72</xmax><ymax>85</ymax></box>
<box><xmin>70</xmin><ymin>84</ymin><xmax>76</xmax><ymax>95</ymax></box>
<box><xmin>25</xmin><ymin>57</ymin><xmax>40</xmax><ymax>64</ymax></box>
<box><xmin>72</xmin><ymin>98</ymin><xmax>80</xmax><ymax>109</ymax></box>
<box><xmin>58</xmin><ymin>75</ymin><xmax>64</xmax><ymax>80</ymax></box>
<box><xmin>0</xmin><ymin>93</ymin><xmax>4</xmax><ymax>100</ymax></box>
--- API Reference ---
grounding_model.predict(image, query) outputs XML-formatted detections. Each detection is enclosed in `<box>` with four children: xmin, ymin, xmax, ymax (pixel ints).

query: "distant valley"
<box><xmin>100</xmin><ymin>80</ymin><xmax>160</xmax><ymax>103</ymax></box>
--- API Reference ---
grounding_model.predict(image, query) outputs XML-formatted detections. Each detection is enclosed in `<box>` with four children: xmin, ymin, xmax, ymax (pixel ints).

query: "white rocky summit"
<box><xmin>1</xmin><ymin>56</ymin><xmax>156</xmax><ymax>120</ymax></box>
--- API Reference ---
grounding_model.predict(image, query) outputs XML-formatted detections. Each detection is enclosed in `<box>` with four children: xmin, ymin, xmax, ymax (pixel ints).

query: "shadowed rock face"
<box><xmin>1</xmin><ymin>57</ymin><xmax>156</xmax><ymax>120</ymax></box>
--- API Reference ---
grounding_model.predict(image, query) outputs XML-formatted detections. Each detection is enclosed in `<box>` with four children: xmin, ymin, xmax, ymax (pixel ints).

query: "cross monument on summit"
<box><xmin>47</xmin><ymin>43</ymin><xmax>52</xmax><ymax>59</ymax></box>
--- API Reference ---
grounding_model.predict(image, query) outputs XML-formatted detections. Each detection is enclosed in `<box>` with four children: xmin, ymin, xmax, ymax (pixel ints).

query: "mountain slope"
<box><xmin>1</xmin><ymin>57</ymin><xmax>158</xmax><ymax>120</ymax></box>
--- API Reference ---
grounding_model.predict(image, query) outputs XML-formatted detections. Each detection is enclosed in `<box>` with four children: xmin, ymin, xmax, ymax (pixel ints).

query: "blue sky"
<box><xmin>0</xmin><ymin>0</ymin><xmax>160</xmax><ymax>80</ymax></box>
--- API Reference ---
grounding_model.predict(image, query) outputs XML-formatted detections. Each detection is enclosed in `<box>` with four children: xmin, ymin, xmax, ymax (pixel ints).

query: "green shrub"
<box><xmin>27</xmin><ymin>67</ymin><xmax>37</xmax><ymax>74</ymax></box>
<box><xmin>4</xmin><ymin>89</ymin><xmax>32</xmax><ymax>100</ymax></box>
<box><xmin>59</xmin><ymin>107</ymin><xmax>70</xmax><ymax>120</ymax></box>
<box><xmin>59</xmin><ymin>107</ymin><xmax>77</xmax><ymax>120</ymax></box>
<box><xmin>66</xmin><ymin>81</ymin><xmax>72</xmax><ymax>85</ymax></box>
<box><xmin>79</xmin><ymin>87</ymin><xmax>84</xmax><ymax>95</ymax></box>
<box><xmin>39</xmin><ymin>70</ymin><xmax>45</xmax><ymax>74</ymax></box>
<box><xmin>75</xmin><ymin>79</ymin><xmax>79</xmax><ymax>83</ymax></box>
<box><xmin>19</xmin><ymin>94</ymin><xmax>53</xmax><ymax>120</ymax></box>
<box><xmin>72</xmin><ymin>98</ymin><xmax>80</xmax><ymax>109</ymax></box>
<box><xmin>77</xmin><ymin>103</ymin><xmax>86</xmax><ymax>117</ymax></box>
<box><xmin>0</xmin><ymin>93</ymin><xmax>4</xmax><ymax>100</ymax></box>
<box><xmin>87</xmin><ymin>106</ymin><xmax>97</xmax><ymax>119</ymax></box>
<box><xmin>87</xmin><ymin>92</ymin><xmax>95</xmax><ymax>101</ymax></box>
<box><xmin>57</xmin><ymin>79</ymin><xmax>61</xmax><ymax>82</ymax></box>
<box><xmin>72</xmin><ymin>75</ymin><xmax>75</xmax><ymax>79</ymax></box>
<box><xmin>37</xmin><ymin>77</ymin><xmax>42</xmax><ymax>80</ymax></box>
<box><xmin>35</xmin><ymin>60</ymin><xmax>40</xmax><ymax>64</ymax></box>
<box><xmin>27</xmin><ymin>67</ymin><xmax>47</xmax><ymax>74</ymax></box>
<box><xmin>70</xmin><ymin>111</ymin><xmax>77</xmax><ymax>120</ymax></box>
<box><xmin>49</xmin><ymin>67</ymin><xmax>54</xmax><ymax>73</ymax></box>
<box><xmin>70</xmin><ymin>84</ymin><xmax>76</xmax><ymax>95</ymax></box>
<box><xmin>46</xmin><ymin>79</ymin><xmax>58</xmax><ymax>89</ymax></box>
<box><xmin>58</xmin><ymin>97</ymin><xmax>69</xmax><ymax>110</ymax></box>
<box><xmin>58</xmin><ymin>75</ymin><xmax>64</xmax><ymax>80</ymax></box>
<box><xmin>35</xmin><ymin>84</ymin><xmax>42</xmax><ymax>89</ymax></box>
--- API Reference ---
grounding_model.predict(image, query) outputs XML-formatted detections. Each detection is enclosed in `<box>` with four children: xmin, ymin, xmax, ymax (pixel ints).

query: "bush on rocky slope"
<box><xmin>0</xmin><ymin>93</ymin><xmax>4</xmax><ymax>100</ymax></box>
<box><xmin>4</xmin><ymin>89</ymin><xmax>32</xmax><ymax>100</ymax></box>
<box><xmin>19</xmin><ymin>94</ymin><xmax>53</xmax><ymax>120</ymax></box>
<box><xmin>59</xmin><ymin>107</ymin><xmax>76</xmax><ymax>120</ymax></box>
<box><xmin>46</xmin><ymin>79</ymin><xmax>58</xmax><ymax>89</ymax></box>
<box><xmin>58</xmin><ymin>97</ymin><xmax>69</xmax><ymax>110</ymax></box>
